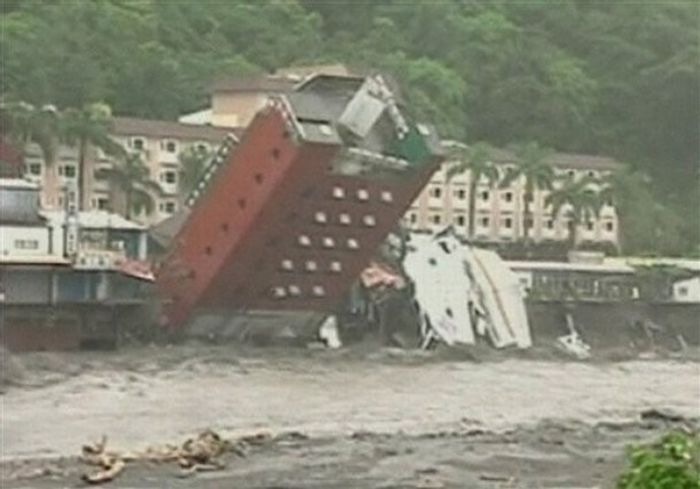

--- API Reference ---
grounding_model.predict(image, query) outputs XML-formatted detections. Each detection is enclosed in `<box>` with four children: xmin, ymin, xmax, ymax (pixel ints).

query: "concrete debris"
<box><xmin>557</xmin><ymin>332</ymin><xmax>592</xmax><ymax>360</ymax></box>
<box><xmin>557</xmin><ymin>312</ymin><xmax>592</xmax><ymax>359</ymax></box>
<box><xmin>319</xmin><ymin>315</ymin><xmax>342</xmax><ymax>348</ymax></box>
<box><xmin>404</xmin><ymin>233</ymin><xmax>474</xmax><ymax>346</ymax></box>
<box><xmin>464</xmin><ymin>246</ymin><xmax>532</xmax><ymax>348</ymax></box>
<box><xmin>402</xmin><ymin>230</ymin><xmax>532</xmax><ymax>350</ymax></box>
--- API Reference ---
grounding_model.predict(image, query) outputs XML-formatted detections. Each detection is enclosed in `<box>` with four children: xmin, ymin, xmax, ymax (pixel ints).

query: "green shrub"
<box><xmin>617</xmin><ymin>431</ymin><xmax>700</xmax><ymax>489</ymax></box>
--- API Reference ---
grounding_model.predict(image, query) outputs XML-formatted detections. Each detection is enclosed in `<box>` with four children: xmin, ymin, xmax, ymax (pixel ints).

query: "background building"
<box><xmin>23</xmin><ymin>118</ymin><xmax>231</xmax><ymax>225</ymax></box>
<box><xmin>405</xmin><ymin>148</ymin><xmax>621</xmax><ymax>247</ymax></box>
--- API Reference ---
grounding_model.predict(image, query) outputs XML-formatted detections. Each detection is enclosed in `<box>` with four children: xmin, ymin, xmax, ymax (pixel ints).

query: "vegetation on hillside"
<box><xmin>1</xmin><ymin>0</ymin><xmax>698</xmax><ymax>254</ymax></box>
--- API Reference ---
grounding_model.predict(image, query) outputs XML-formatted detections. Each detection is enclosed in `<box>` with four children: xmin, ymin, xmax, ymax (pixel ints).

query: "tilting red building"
<box><xmin>156</xmin><ymin>74</ymin><xmax>444</xmax><ymax>328</ymax></box>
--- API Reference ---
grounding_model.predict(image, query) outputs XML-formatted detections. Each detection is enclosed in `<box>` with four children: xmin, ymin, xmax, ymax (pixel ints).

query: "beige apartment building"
<box><xmin>405</xmin><ymin>147</ymin><xmax>621</xmax><ymax>246</ymax></box>
<box><xmin>24</xmin><ymin>117</ymin><xmax>231</xmax><ymax>224</ymax></box>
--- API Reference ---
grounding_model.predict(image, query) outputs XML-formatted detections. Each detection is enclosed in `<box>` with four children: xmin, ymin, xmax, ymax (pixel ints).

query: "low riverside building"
<box><xmin>0</xmin><ymin>178</ymin><xmax>153</xmax><ymax>351</ymax></box>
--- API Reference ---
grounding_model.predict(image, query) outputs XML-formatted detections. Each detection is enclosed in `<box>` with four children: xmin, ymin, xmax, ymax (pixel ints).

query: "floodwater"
<box><xmin>2</xmin><ymin>345</ymin><xmax>699</xmax><ymax>465</ymax></box>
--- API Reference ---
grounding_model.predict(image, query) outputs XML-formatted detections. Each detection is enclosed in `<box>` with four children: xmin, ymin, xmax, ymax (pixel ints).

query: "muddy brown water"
<box><xmin>2</xmin><ymin>345</ymin><xmax>699</xmax><ymax>463</ymax></box>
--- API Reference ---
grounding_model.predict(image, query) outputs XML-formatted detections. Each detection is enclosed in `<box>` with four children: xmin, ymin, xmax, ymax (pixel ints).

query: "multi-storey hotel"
<box><xmin>405</xmin><ymin>146</ymin><xmax>621</xmax><ymax>246</ymax></box>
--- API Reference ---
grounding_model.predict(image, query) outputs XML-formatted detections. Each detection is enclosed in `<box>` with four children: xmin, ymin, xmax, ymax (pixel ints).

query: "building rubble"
<box><xmin>347</xmin><ymin>228</ymin><xmax>532</xmax><ymax>350</ymax></box>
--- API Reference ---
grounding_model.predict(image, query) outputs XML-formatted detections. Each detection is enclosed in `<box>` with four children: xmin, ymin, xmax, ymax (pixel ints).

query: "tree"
<box><xmin>446</xmin><ymin>141</ymin><xmax>499</xmax><ymax>240</ymax></box>
<box><xmin>62</xmin><ymin>103</ymin><xmax>124</xmax><ymax>210</ymax></box>
<box><xmin>545</xmin><ymin>174</ymin><xmax>601</xmax><ymax>250</ymax></box>
<box><xmin>0</xmin><ymin>100</ymin><xmax>62</xmax><ymax>206</ymax></box>
<box><xmin>177</xmin><ymin>145</ymin><xmax>212</xmax><ymax>201</ymax></box>
<box><xmin>97</xmin><ymin>152</ymin><xmax>162</xmax><ymax>220</ymax></box>
<box><xmin>501</xmin><ymin>142</ymin><xmax>555</xmax><ymax>242</ymax></box>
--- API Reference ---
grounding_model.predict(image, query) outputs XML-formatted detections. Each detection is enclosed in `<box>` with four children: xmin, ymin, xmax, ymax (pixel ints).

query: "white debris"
<box><xmin>319</xmin><ymin>316</ymin><xmax>342</xmax><ymax>349</ymax></box>
<box><xmin>404</xmin><ymin>233</ymin><xmax>474</xmax><ymax>346</ymax></box>
<box><xmin>403</xmin><ymin>229</ymin><xmax>532</xmax><ymax>350</ymax></box>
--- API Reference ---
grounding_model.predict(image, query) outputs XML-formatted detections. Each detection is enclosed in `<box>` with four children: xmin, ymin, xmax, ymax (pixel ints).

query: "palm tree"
<box><xmin>545</xmin><ymin>175</ymin><xmax>602</xmax><ymax>249</ymax></box>
<box><xmin>63</xmin><ymin>103</ymin><xmax>124</xmax><ymax>210</ymax></box>
<box><xmin>446</xmin><ymin>141</ymin><xmax>500</xmax><ymax>240</ymax></box>
<box><xmin>177</xmin><ymin>145</ymin><xmax>212</xmax><ymax>201</ymax></box>
<box><xmin>97</xmin><ymin>152</ymin><xmax>162</xmax><ymax>220</ymax></box>
<box><xmin>500</xmin><ymin>142</ymin><xmax>555</xmax><ymax>242</ymax></box>
<box><xmin>1</xmin><ymin>101</ymin><xmax>62</xmax><ymax>206</ymax></box>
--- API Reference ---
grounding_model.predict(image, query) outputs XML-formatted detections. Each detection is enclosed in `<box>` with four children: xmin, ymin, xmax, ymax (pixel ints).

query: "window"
<box><xmin>503</xmin><ymin>217</ymin><xmax>513</xmax><ymax>229</ymax></box>
<box><xmin>455</xmin><ymin>188</ymin><xmax>466</xmax><ymax>200</ymax></box>
<box><xmin>162</xmin><ymin>140</ymin><xmax>178</xmax><ymax>153</ymax></box>
<box><xmin>381</xmin><ymin>191</ymin><xmax>393</xmax><ymax>203</ymax></box>
<box><xmin>95</xmin><ymin>198</ymin><xmax>109</xmax><ymax>210</ymax></box>
<box><xmin>431</xmin><ymin>214</ymin><xmax>441</xmax><ymax>225</ymax></box>
<box><xmin>567</xmin><ymin>170</ymin><xmax>575</xmax><ymax>178</ymax></box>
<box><xmin>546</xmin><ymin>219</ymin><xmax>554</xmax><ymax>230</ymax></box>
<box><xmin>408</xmin><ymin>213</ymin><xmax>417</xmax><ymax>224</ymax></box>
<box><xmin>161</xmin><ymin>201</ymin><xmax>176</xmax><ymax>214</ymax></box>
<box><xmin>586</xmin><ymin>221</ymin><xmax>594</xmax><ymax>231</ymax></box>
<box><xmin>131</xmin><ymin>138</ymin><xmax>145</xmax><ymax>151</ymax></box>
<box><xmin>196</xmin><ymin>143</ymin><xmax>208</xmax><ymax>153</ymax></box>
<box><xmin>503</xmin><ymin>192</ymin><xmax>513</xmax><ymax>203</ymax></box>
<box><xmin>605</xmin><ymin>222</ymin><xmax>615</xmax><ymax>232</ymax></box>
<box><xmin>587</xmin><ymin>171</ymin><xmax>597</xmax><ymax>178</ymax></box>
<box><xmin>455</xmin><ymin>215</ymin><xmax>466</xmax><ymax>227</ymax></box>
<box><xmin>15</xmin><ymin>239</ymin><xmax>39</xmax><ymax>250</ymax></box>
<box><xmin>480</xmin><ymin>217</ymin><xmax>490</xmax><ymax>228</ymax></box>
<box><xmin>332</xmin><ymin>186</ymin><xmax>345</xmax><ymax>199</ymax></box>
<box><xmin>161</xmin><ymin>171</ymin><xmax>177</xmax><ymax>184</ymax></box>
<box><xmin>678</xmin><ymin>286</ymin><xmax>688</xmax><ymax>297</ymax></box>
<box><xmin>62</xmin><ymin>165</ymin><xmax>76</xmax><ymax>178</ymax></box>
<box><xmin>430</xmin><ymin>187</ymin><xmax>442</xmax><ymax>199</ymax></box>
<box><xmin>480</xmin><ymin>190</ymin><xmax>490</xmax><ymax>201</ymax></box>
<box><xmin>28</xmin><ymin>163</ymin><xmax>42</xmax><ymax>175</ymax></box>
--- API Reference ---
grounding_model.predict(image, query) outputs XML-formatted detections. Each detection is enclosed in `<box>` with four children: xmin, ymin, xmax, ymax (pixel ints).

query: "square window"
<box><xmin>605</xmin><ymin>222</ymin><xmax>614</xmax><ymax>232</ymax></box>
<box><xmin>546</xmin><ymin>219</ymin><xmax>554</xmax><ymax>229</ymax></box>
<box><xmin>480</xmin><ymin>217</ymin><xmax>490</xmax><ymax>228</ymax></box>
<box><xmin>480</xmin><ymin>190</ymin><xmax>490</xmax><ymax>201</ymax></box>
<box><xmin>678</xmin><ymin>287</ymin><xmax>688</xmax><ymax>297</ymax></box>
<box><xmin>455</xmin><ymin>189</ymin><xmax>466</xmax><ymax>200</ymax></box>
<box><xmin>162</xmin><ymin>171</ymin><xmax>177</xmax><ymax>184</ymax></box>
<box><xmin>161</xmin><ymin>202</ymin><xmax>176</xmax><ymax>213</ymax></box>
<box><xmin>503</xmin><ymin>192</ymin><xmax>513</xmax><ymax>203</ymax></box>
<box><xmin>430</xmin><ymin>187</ymin><xmax>442</xmax><ymax>199</ymax></box>
<box><xmin>431</xmin><ymin>214</ymin><xmax>441</xmax><ymax>225</ymax></box>
<box><xmin>28</xmin><ymin>163</ymin><xmax>42</xmax><ymax>175</ymax></box>
<box><xmin>586</xmin><ymin>221</ymin><xmax>594</xmax><ymax>231</ymax></box>
<box><xmin>455</xmin><ymin>215</ymin><xmax>466</xmax><ymax>226</ymax></box>
<box><xmin>131</xmin><ymin>138</ymin><xmax>145</xmax><ymax>151</ymax></box>
<box><xmin>163</xmin><ymin>140</ymin><xmax>177</xmax><ymax>153</ymax></box>
<box><xmin>62</xmin><ymin>165</ymin><xmax>76</xmax><ymax>178</ymax></box>
<box><xmin>97</xmin><ymin>198</ymin><xmax>109</xmax><ymax>210</ymax></box>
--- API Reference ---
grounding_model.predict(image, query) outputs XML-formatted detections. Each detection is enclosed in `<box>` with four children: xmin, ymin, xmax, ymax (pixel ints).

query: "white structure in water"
<box><xmin>403</xmin><ymin>229</ymin><xmax>531</xmax><ymax>349</ymax></box>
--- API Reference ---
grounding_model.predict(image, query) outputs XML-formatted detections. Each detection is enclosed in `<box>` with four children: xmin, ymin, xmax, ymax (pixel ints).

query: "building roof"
<box><xmin>42</xmin><ymin>210</ymin><xmax>145</xmax><ymax>231</ymax></box>
<box><xmin>0</xmin><ymin>255</ymin><xmax>71</xmax><ymax>266</ymax></box>
<box><xmin>211</xmin><ymin>75</ymin><xmax>298</xmax><ymax>93</ymax></box>
<box><xmin>274</xmin><ymin>63</ymin><xmax>354</xmax><ymax>79</ymax></box>
<box><xmin>507</xmin><ymin>260</ymin><xmax>635</xmax><ymax>274</ymax></box>
<box><xmin>605</xmin><ymin>257</ymin><xmax>700</xmax><ymax>273</ymax></box>
<box><xmin>484</xmin><ymin>147</ymin><xmax>623</xmax><ymax>171</ymax></box>
<box><xmin>112</xmin><ymin>117</ymin><xmax>233</xmax><ymax>142</ymax></box>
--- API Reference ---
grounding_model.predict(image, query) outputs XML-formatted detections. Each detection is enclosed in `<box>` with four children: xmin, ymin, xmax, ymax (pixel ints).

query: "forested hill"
<box><xmin>2</xmin><ymin>0</ymin><xmax>699</xmax><ymax>251</ymax></box>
